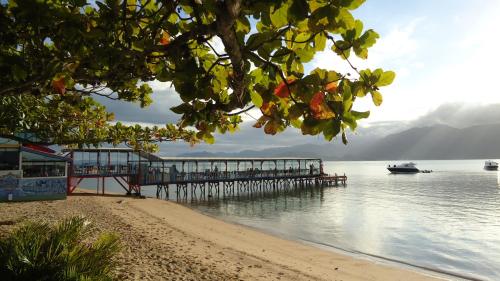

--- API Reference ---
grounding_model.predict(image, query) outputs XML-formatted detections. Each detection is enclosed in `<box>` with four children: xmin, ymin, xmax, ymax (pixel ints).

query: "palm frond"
<box><xmin>0</xmin><ymin>217</ymin><xmax>121</xmax><ymax>281</ymax></box>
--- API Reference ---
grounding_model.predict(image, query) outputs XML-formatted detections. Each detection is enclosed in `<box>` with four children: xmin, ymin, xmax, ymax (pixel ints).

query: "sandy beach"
<box><xmin>0</xmin><ymin>191</ymin><xmax>445</xmax><ymax>281</ymax></box>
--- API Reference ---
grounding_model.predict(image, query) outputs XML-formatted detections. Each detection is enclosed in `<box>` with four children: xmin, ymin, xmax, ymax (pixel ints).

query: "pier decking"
<box><xmin>63</xmin><ymin>148</ymin><xmax>346</xmax><ymax>199</ymax></box>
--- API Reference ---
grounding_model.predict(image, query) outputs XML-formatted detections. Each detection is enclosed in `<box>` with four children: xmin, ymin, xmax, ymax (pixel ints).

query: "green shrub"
<box><xmin>0</xmin><ymin>216</ymin><xmax>120</xmax><ymax>281</ymax></box>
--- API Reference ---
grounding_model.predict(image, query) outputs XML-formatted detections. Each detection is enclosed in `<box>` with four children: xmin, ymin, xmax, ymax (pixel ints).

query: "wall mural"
<box><xmin>0</xmin><ymin>172</ymin><xmax>66</xmax><ymax>201</ymax></box>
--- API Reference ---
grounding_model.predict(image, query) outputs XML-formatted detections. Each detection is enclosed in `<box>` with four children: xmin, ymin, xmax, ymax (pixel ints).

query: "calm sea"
<box><xmin>82</xmin><ymin>160</ymin><xmax>500</xmax><ymax>280</ymax></box>
<box><xmin>186</xmin><ymin>160</ymin><xmax>500</xmax><ymax>280</ymax></box>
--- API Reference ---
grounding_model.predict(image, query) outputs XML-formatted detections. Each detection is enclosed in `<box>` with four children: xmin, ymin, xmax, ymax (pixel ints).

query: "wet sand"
<box><xmin>0</xmin><ymin>192</ymin><xmax>445</xmax><ymax>280</ymax></box>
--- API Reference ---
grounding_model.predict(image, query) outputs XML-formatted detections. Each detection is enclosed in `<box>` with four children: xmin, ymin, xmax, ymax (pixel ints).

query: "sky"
<box><xmin>98</xmin><ymin>1</ymin><xmax>500</xmax><ymax>155</ymax></box>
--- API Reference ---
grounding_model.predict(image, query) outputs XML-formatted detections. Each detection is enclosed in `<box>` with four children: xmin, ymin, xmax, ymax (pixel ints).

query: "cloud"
<box><xmin>95</xmin><ymin>88</ymin><xmax>182</xmax><ymax>125</ymax></box>
<box><xmin>311</xmin><ymin>17</ymin><xmax>422</xmax><ymax>77</ymax></box>
<box><xmin>310</xmin><ymin>17</ymin><xmax>424</xmax><ymax>123</ymax></box>
<box><xmin>410</xmin><ymin>103</ymin><xmax>500</xmax><ymax>129</ymax></box>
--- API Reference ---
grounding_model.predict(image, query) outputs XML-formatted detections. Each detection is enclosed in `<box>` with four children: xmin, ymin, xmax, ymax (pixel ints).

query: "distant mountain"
<box><xmin>350</xmin><ymin>123</ymin><xmax>500</xmax><ymax>160</ymax></box>
<box><xmin>178</xmin><ymin>123</ymin><xmax>500</xmax><ymax>160</ymax></box>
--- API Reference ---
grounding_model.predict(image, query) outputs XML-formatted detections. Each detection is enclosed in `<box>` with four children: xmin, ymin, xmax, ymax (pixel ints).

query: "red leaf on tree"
<box><xmin>310</xmin><ymin>92</ymin><xmax>335</xmax><ymax>120</ymax></box>
<box><xmin>310</xmin><ymin>92</ymin><xmax>324</xmax><ymax>112</ymax></box>
<box><xmin>159</xmin><ymin>32</ymin><xmax>171</xmax><ymax>46</ymax></box>
<box><xmin>51</xmin><ymin>77</ymin><xmax>66</xmax><ymax>95</ymax></box>
<box><xmin>260</xmin><ymin>102</ymin><xmax>275</xmax><ymax>115</ymax></box>
<box><xmin>264</xmin><ymin>121</ymin><xmax>278</xmax><ymax>135</ymax></box>
<box><xmin>253</xmin><ymin>116</ymin><xmax>269</xmax><ymax>128</ymax></box>
<box><xmin>325</xmin><ymin>81</ymin><xmax>338</xmax><ymax>93</ymax></box>
<box><xmin>274</xmin><ymin>79</ymin><xmax>295</xmax><ymax>98</ymax></box>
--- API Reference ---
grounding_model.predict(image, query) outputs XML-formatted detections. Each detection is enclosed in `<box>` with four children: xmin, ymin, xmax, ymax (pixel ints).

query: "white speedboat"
<box><xmin>484</xmin><ymin>160</ymin><xmax>498</xmax><ymax>171</ymax></box>
<box><xmin>387</xmin><ymin>162</ymin><xmax>419</xmax><ymax>174</ymax></box>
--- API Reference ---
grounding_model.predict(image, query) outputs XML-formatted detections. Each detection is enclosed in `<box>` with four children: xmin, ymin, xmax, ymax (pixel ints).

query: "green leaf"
<box><xmin>309</xmin><ymin>6</ymin><xmax>337</xmax><ymax>32</ymax></box>
<box><xmin>288</xmin><ymin>104</ymin><xmax>304</xmax><ymax>120</ymax></box>
<box><xmin>294</xmin><ymin>32</ymin><xmax>311</xmax><ymax>45</ymax></box>
<box><xmin>235</xmin><ymin>17</ymin><xmax>251</xmax><ymax>34</ymax></box>
<box><xmin>170</xmin><ymin>103</ymin><xmax>191</xmax><ymax>114</ymax></box>
<box><xmin>332</xmin><ymin>40</ymin><xmax>352</xmax><ymax>59</ymax></box>
<box><xmin>354</xmin><ymin>20</ymin><xmax>364</xmax><ymax>37</ymax></box>
<box><xmin>341</xmin><ymin>131</ymin><xmax>348</xmax><ymax>144</ymax></box>
<box><xmin>131</xmin><ymin>41</ymin><xmax>144</xmax><ymax>52</ymax></box>
<box><xmin>337</xmin><ymin>8</ymin><xmax>355</xmax><ymax>30</ymax></box>
<box><xmin>371</xmin><ymin>91</ymin><xmax>383</xmax><ymax>106</ymax></box>
<box><xmin>250</xmin><ymin>91</ymin><xmax>263</xmax><ymax>108</ymax></box>
<box><xmin>353</xmin><ymin>46</ymin><xmax>368</xmax><ymax>59</ymax></box>
<box><xmin>288</xmin><ymin>0</ymin><xmax>309</xmax><ymax>22</ymax></box>
<box><xmin>272</xmin><ymin>48</ymin><xmax>293</xmax><ymax>59</ymax></box>
<box><xmin>291</xmin><ymin>119</ymin><xmax>302</xmax><ymax>128</ymax></box>
<box><xmin>350</xmin><ymin>110</ymin><xmax>370</xmax><ymax>119</ymax></box>
<box><xmin>323</xmin><ymin>119</ymin><xmax>341</xmax><ymax>141</ymax></box>
<box><xmin>204</xmin><ymin>133</ymin><xmax>215</xmax><ymax>144</ymax></box>
<box><xmin>270</xmin><ymin>3</ymin><xmax>289</xmax><ymax>28</ymax></box>
<box><xmin>341</xmin><ymin>0</ymin><xmax>366</xmax><ymax>10</ymax></box>
<box><xmin>376</xmin><ymin>71</ymin><xmax>396</xmax><ymax>87</ymax></box>
<box><xmin>294</xmin><ymin>47</ymin><xmax>315</xmax><ymax>63</ymax></box>
<box><xmin>314</xmin><ymin>32</ymin><xmax>327</xmax><ymax>51</ymax></box>
<box><xmin>342</xmin><ymin>82</ymin><xmax>353</xmax><ymax>113</ymax></box>
<box><xmin>343</xmin><ymin>112</ymin><xmax>357</xmax><ymax>131</ymax></box>
<box><xmin>358</xmin><ymin>29</ymin><xmax>379</xmax><ymax>49</ymax></box>
<box><xmin>246</xmin><ymin>32</ymin><xmax>274</xmax><ymax>50</ymax></box>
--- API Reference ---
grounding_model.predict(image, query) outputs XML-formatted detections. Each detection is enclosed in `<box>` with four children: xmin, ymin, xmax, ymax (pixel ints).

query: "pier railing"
<box><xmin>63</xmin><ymin>148</ymin><xmax>344</xmax><ymax>196</ymax></box>
<box><xmin>128</xmin><ymin>167</ymin><xmax>321</xmax><ymax>185</ymax></box>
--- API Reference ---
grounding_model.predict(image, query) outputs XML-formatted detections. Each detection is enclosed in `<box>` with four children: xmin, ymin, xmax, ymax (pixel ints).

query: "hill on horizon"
<box><xmin>177</xmin><ymin>123</ymin><xmax>500</xmax><ymax>161</ymax></box>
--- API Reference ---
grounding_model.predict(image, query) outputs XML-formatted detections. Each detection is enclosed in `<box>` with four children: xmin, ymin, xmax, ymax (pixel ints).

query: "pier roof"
<box><xmin>62</xmin><ymin>148</ymin><xmax>321</xmax><ymax>161</ymax></box>
<box><xmin>159</xmin><ymin>157</ymin><xmax>320</xmax><ymax>161</ymax></box>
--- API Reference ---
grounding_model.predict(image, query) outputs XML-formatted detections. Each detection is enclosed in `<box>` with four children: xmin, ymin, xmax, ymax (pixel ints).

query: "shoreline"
<box><xmin>1</xmin><ymin>191</ymin><xmax>447</xmax><ymax>280</ymax></box>
<box><xmin>179</xmin><ymin>200</ymin><xmax>465</xmax><ymax>281</ymax></box>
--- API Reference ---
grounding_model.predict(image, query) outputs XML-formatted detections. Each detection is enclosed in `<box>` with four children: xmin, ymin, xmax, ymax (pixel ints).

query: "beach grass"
<box><xmin>0</xmin><ymin>216</ymin><xmax>119</xmax><ymax>281</ymax></box>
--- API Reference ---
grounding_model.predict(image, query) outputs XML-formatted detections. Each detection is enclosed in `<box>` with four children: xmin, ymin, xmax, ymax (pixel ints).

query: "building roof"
<box><xmin>21</xmin><ymin>146</ymin><xmax>71</xmax><ymax>162</ymax></box>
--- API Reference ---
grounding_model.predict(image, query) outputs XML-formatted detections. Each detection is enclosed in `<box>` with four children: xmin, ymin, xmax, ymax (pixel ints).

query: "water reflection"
<box><xmin>179</xmin><ymin>184</ymin><xmax>331</xmax><ymax>210</ymax></box>
<box><xmin>187</xmin><ymin>160</ymin><xmax>500</xmax><ymax>281</ymax></box>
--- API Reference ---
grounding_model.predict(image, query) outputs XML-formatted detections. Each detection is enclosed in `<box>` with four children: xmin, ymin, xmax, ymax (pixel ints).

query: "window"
<box><xmin>21</xmin><ymin>150</ymin><xmax>67</xmax><ymax>178</ymax></box>
<box><xmin>0</xmin><ymin>148</ymin><xmax>20</xmax><ymax>170</ymax></box>
<box><xmin>22</xmin><ymin>162</ymin><xmax>66</xmax><ymax>178</ymax></box>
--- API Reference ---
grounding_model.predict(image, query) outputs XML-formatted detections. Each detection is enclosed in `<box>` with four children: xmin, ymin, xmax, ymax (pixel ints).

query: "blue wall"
<box><xmin>0</xmin><ymin>173</ymin><xmax>66</xmax><ymax>202</ymax></box>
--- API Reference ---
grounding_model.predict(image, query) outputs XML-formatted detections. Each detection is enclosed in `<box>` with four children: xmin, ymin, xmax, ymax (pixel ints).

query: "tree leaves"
<box><xmin>288</xmin><ymin>0</ymin><xmax>309</xmax><ymax>22</ymax></box>
<box><xmin>376</xmin><ymin>71</ymin><xmax>396</xmax><ymax>86</ymax></box>
<box><xmin>270</xmin><ymin>3</ymin><xmax>289</xmax><ymax>28</ymax></box>
<box><xmin>325</xmin><ymin>81</ymin><xmax>338</xmax><ymax>93</ymax></box>
<box><xmin>358</xmin><ymin>29</ymin><xmax>379</xmax><ymax>49</ymax></box>
<box><xmin>274</xmin><ymin>79</ymin><xmax>295</xmax><ymax>98</ymax></box>
<box><xmin>0</xmin><ymin>0</ymin><xmax>395</xmax><ymax>150</ymax></box>
<box><xmin>250</xmin><ymin>91</ymin><xmax>263</xmax><ymax>108</ymax></box>
<box><xmin>159</xmin><ymin>32</ymin><xmax>171</xmax><ymax>46</ymax></box>
<box><xmin>371</xmin><ymin>91</ymin><xmax>383</xmax><ymax>106</ymax></box>
<box><xmin>310</xmin><ymin>92</ymin><xmax>335</xmax><ymax>120</ymax></box>
<box><xmin>51</xmin><ymin>76</ymin><xmax>66</xmax><ymax>95</ymax></box>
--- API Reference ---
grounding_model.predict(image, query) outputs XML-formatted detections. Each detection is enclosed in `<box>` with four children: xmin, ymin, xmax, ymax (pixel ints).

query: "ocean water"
<box><xmin>184</xmin><ymin>160</ymin><xmax>500</xmax><ymax>280</ymax></box>
<box><xmin>81</xmin><ymin>160</ymin><xmax>500</xmax><ymax>280</ymax></box>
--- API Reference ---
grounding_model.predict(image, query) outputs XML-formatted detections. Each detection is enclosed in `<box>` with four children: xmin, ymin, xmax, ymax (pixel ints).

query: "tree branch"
<box><xmin>224</xmin><ymin>105</ymin><xmax>255</xmax><ymax>116</ymax></box>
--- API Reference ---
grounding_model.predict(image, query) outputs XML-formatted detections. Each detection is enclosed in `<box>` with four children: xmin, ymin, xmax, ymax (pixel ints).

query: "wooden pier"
<box><xmin>63</xmin><ymin>148</ymin><xmax>347</xmax><ymax>199</ymax></box>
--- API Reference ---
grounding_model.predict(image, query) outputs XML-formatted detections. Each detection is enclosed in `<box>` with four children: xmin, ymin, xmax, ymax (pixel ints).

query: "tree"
<box><xmin>0</xmin><ymin>0</ymin><xmax>395</xmax><ymax>151</ymax></box>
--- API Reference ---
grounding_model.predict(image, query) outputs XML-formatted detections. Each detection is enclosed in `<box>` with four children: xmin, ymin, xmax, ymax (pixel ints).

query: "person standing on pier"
<box><xmin>214</xmin><ymin>165</ymin><xmax>218</xmax><ymax>179</ymax></box>
<box><xmin>170</xmin><ymin>165</ymin><xmax>178</xmax><ymax>182</ymax></box>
